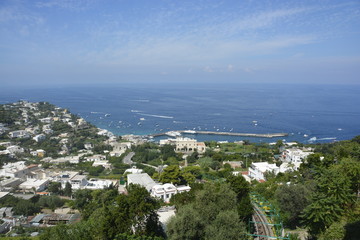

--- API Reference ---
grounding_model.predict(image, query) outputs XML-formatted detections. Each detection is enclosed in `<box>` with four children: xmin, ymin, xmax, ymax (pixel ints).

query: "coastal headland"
<box><xmin>147</xmin><ymin>130</ymin><xmax>288</xmax><ymax>138</ymax></box>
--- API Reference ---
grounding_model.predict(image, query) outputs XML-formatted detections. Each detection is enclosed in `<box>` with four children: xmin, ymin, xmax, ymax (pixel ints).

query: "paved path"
<box><xmin>123</xmin><ymin>152</ymin><xmax>135</xmax><ymax>165</ymax></box>
<box><xmin>141</xmin><ymin>163</ymin><xmax>158</xmax><ymax>170</ymax></box>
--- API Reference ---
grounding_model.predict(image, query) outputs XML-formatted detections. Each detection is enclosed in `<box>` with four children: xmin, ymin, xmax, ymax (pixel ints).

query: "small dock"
<box><xmin>147</xmin><ymin>130</ymin><xmax>288</xmax><ymax>138</ymax></box>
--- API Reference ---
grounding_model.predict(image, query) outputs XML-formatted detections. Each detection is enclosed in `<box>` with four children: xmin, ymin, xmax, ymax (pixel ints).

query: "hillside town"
<box><xmin>0</xmin><ymin>101</ymin><xmax>358</xmax><ymax>240</ymax></box>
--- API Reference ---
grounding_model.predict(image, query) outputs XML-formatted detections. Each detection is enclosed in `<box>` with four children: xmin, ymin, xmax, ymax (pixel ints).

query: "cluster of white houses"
<box><xmin>127</xmin><ymin>172</ymin><xmax>191</xmax><ymax>202</ymax></box>
<box><xmin>0</xmin><ymin>161</ymin><xmax>117</xmax><ymax>193</ymax></box>
<box><xmin>248</xmin><ymin>147</ymin><xmax>313</xmax><ymax>182</ymax></box>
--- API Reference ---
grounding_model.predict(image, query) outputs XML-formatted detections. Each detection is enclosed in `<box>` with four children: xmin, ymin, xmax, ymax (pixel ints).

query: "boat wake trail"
<box><xmin>137</xmin><ymin>113</ymin><xmax>174</xmax><ymax>119</ymax></box>
<box><xmin>309</xmin><ymin>137</ymin><xmax>337</xmax><ymax>142</ymax></box>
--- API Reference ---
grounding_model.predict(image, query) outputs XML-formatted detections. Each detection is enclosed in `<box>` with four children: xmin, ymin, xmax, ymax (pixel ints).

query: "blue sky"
<box><xmin>0</xmin><ymin>0</ymin><xmax>360</xmax><ymax>86</ymax></box>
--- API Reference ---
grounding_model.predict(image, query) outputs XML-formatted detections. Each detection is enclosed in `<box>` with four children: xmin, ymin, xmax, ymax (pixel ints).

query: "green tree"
<box><xmin>159</xmin><ymin>165</ymin><xmax>184</xmax><ymax>185</ymax></box>
<box><xmin>161</xmin><ymin>144</ymin><xmax>177</xmax><ymax>160</ymax></box>
<box><xmin>64</xmin><ymin>182</ymin><xmax>72</xmax><ymax>197</ymax></box>
<box><xmin>40</xmin><ymin>221</ymin><xmax>93</xmax><ymax>240</ymax></box>
<box><xmin>204</xmin><ymin>210</ymin><xmax>246</xmax><ymax>240</ymax></box>
<box><xmin>124</xmin><ymin>184</ymin><xmax>164</xmax><ymax>237</ymax></box>
<box><xmin>197</xmin><ymin>157</ymin><xmax>213</xmax><ymax>169</ymax></box>
<box><xmin>37</xmin><ymin>196</ymin><xmax>64</xmax><ymax>211</ymax></box>
<box><xmin>167</xmin><ymin>183</ymin><xmax>246</xmax><ymax>240</ymax></box>
<box><xmin>274</xmin><ymin>184</ymin><xmax>312</xmax><ymax>228</ymax></box>
<box><xmin>226</xmin><ymin>175</ymin><xmax>253</xmax><ymax>222</ymax></box>
<box><xmin>187</xmin><ymin>151</ymin><xmax>199</xmax><ymax>164</ymax></box>
<box><xmin>73</xmin><ymin>189</ymin><xmax>93</xmax><ymax>212</ymax></box>
<box><xmin>13</xmin><ymin>199</ymin><xmax>40</xmax><ymax>216</ymax></box>
<box><xmin>167</xmin><ymin>205</ymin><xmax>204</xmax><ymax>240</ymax></box>
<box><xmin>302</xmin><ymin>194</ymin><xmax>343</xmax><ymax>235</ymax></box>
<box><xmin>319</xmin><ymin>221</ymin><xmax>346</xmax><ymax>240</ymax></box>
<box><xmin>48</xmin><ymin>182</ymin><xmax>62</xmax><ymax>195</ymax></box>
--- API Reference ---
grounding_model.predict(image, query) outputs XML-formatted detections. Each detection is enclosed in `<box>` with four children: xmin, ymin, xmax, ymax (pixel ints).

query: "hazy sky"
<box><xmin>1</xmin><ymin>0</ymin><xmax>360</xmax><ymax>86</ymax></box>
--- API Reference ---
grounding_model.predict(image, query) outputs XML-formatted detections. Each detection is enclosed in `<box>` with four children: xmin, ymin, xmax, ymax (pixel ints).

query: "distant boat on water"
<box><xmin>183</xmin><ymin>130</ymin><xmax>196</xmax><ymax>134</ymax></box>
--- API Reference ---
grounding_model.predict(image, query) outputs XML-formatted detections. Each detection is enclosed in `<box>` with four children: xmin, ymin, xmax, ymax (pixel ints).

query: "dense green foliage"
<box><xmin>41</xmin><ymin>184</ymin><xmax>165</xmax><ymax>239</ymax></box>
<box><xmin>167</xmin><ymin>181</ymin><xmax>247</xmax><ymax>240</ymax></box>
<box><xmin>250</xmin><ymin>136</ymin><xmax>360</xmax><ymax>239</ymax></box>
<box><xmin>0</xmin><ymin>195</ymin><xmax>65</xmax><ymax>215</ymax></box>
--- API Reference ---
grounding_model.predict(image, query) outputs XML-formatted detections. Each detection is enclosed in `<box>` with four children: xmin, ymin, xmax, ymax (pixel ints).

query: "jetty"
<box><xmin>147</xmin><ymin>130</ymin><xmax>288</xmax><ymax>138</ymax></box>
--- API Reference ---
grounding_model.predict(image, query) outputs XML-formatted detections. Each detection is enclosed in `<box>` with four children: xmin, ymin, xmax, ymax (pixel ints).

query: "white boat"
<box><xmin>183</xmin><ymin>130</ymin><xmax>196</xmax><ymax>134</ymax></box>
<box><xmin>166</xmin><ymin>131</ymin><xmax>181</xmax><ymax>137</ymax></box>
<box><xmin>140</xmin><ymin>118</ymin><xmax>145</xmax><ymax>121</ymax></box>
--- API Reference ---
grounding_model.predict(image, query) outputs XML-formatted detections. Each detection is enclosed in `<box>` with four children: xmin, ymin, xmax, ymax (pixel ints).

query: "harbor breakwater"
<box><xmin>147</xmin><ymin>130</ymin><xmax>288</xmax><ymax>138</ymax></box>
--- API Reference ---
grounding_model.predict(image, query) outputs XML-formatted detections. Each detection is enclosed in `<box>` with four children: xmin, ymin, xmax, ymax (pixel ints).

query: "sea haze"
<box><xmin>1</xmin><ymin>82</ymin><xmax>359</xmax><ymax>143</ymax></box>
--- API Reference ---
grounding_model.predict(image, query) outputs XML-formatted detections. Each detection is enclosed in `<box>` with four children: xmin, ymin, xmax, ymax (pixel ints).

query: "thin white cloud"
<box><xmin>1</xmin><ymin>0</ymin><xmax>359</xmax><ymax>85</ymax></box>
<box><xmin>35</xmin><ymin>0</ymin><xmax>96</xmax><ymax>11</ymax></box>
<box><xmin>79</xmin><ymin>33</ymin><xmax>316</xmax><ymax>67</ymax></box>
<box><xmin>0</xmin><ymin>6</ymin><xmax>44</xmax><ymax>25</ymax></box>
<box><xmin>226</xmin><ymin>8</ymin><xmax>307</xmax><ymax>32</ymax></box>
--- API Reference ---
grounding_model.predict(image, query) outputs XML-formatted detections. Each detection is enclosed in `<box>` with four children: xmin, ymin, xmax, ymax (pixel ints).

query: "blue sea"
<box><xmin>1</xmin><ymin>82</ymin><xmax>359</xmax><ymax>144</ymax></box>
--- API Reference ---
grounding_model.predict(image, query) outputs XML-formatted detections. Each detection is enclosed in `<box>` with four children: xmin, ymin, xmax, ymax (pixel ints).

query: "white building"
<box><xmin>92</xmin><ymin>160</ymin><xmax>112</xmax><ymax>169</ymax></box>
<box><xmin>70</xmin><ymin>175</ymin><xmax>88</xmax><ymax>190</ymax></box>
<box><xmin>85</xmin><ymin>155</ymin><xmax>106</xmax><ymax>162</ymax></box>
<box><xmin>124</xmin><ymin>166</ymin><xmax>143</xmax><ymax>174</ymax></box>
<box><xmin>249</xmin><ymin>162</ymin><xmax>280</xmax><ymax>181</ymax></box>
<box><xmin>151</xmin><ymin>184</ymin><xmax>191</xmax><ymax>202</ymax></box>
<box><xmin>97</xmin><ymin>129</ymin><xmax>114</xmax><ymax>137</ymax></box>
<box><xmin>18</xmin><ymin>178</ymin><xmax>50</xmax><ymax>192</ymax></box>
<box><xmin>42</xmin><ymin>124</ymin><xmax>53</xmax><ymax>135</ymax></box>
<box><xmin>85</xmin><ymin>179</ymin><xmax>117</xmax><ymax>190</ymax></box>
<box><xmin>0</xmin><ymin>161</ymin><xmax>38</xmax><ymax>179</ymax></box>
<box><xmin>33</xmin><ymin>134</ymin><xmax>46</xmax><ymax>142</ymax></box>
<box><xmin>6</xmin><ymin>145</ymin><xmax>24</xmax><ymax>155</ymax></box>
<box><xmin>282</xmin><ymin>148</ymin><xmax>313</xmax><ymax>164</ymax></box>
<box><xmin>8</xmin><ymin>130</ymin><xmax>30</xmax><ymax>139</ymax></box>
<box><xmin>0</xmin><ymin>142</ymin><xmax>11</xmax><ymax>148</ymax></box>
<box><xmin>127</xmin><ymin>173</ymin><xmax>156</xmax><ymax>191</ymax></box>
<box><xmin>30</xmin><ymin>149</ymin><xmax>46</xmax><ymax>158</ymax></box>
<box><xmin>0</xmin><ymin>178</ymin><xmax>23</xmax><ymax>191</ymax></box>
<box><xmin>151</xmin><ymin>183</ymin><xmax>177</xmax><ymax>202</ymax></box>
<box><xmin>84</xmin><ymin>143</ymin><xmax>93</xmax><ymax>150</ymax></box>
<box><xmin>110</xmin><ymin>142</ymin><xmax>131</xmax><ymax>157</ymax></box>
<box><xmin>127</xmin><ymin>173</ymin><xmax>191</xmax><ymax>202</ymax></box>
<box><xmin>49</xmin><ymin>156</ymin><xmax>80</xmax><ymax>164</ymax></box>
<box><xmin>0</xmin><ymin>125</ymin><xmax>8</xmax><ymax>135</ymax></box>
<box><xmin>39</xmin><ymin>117</ymin><xmax>53</xmax><ymax>124</ymax></box>
<box><xmin>25</xmin><ymin>126</ymin><xmax>39</xmax><ymax>135</ymax></box>
<box><xmin>52</xmin><ymin>171</ymin><xmax>88</xmax><ymax>190</ymax></box>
